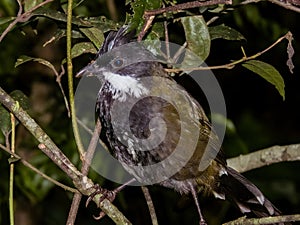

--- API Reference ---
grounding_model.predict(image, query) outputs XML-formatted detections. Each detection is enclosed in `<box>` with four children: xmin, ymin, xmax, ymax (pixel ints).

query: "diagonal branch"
<box><xmin>138</xmin><ymin>0</ymin><xmax>233</xmax><ymax>41</ymax></box>
<box><xmin>0</xmin><ymin>86</ymin><xmax>132</xmax><ymax>225</ymax></box>
<box><xmin>223</xmin><ymin>214</ymin><xmax>300</xmax><ymax>225</ymax></box>
<box><xmin>227</xmin><ymin>144</ymin><xmax>300</xmax><ymax>173</ymax></box>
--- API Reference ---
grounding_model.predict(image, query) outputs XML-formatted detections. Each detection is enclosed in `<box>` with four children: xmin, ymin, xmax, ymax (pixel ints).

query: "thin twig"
<box><xmin>141</xmin><ymin>186</ymin><xmax>158</xmax><ymax>225</ymax></box>
<box><xmin>106</xmin><ymin>0</ymin><xmax>118</xmax><ymax>21</ymax></box>
<box><xmin>66</xmin><ymin>119</ymin><xmax>101</xmax><ymax>224</ymax></box>
<box><xmin>0</xmin><ymin>143</ymin><xmax>77</xmax><ymax>193</ymax></box>
<box><xmin>144</xmin><ymin>0</ymin><xmax>232</xmax><ymax>17</ymax></box>
<box><xmin>164</xmin><ymin>21</ymin><xmax>170</xmax><ymax>61</ymax></box>
<box><xmin>0</xmin><ymin>86</ymin><xmax>132</xmax><ymax>225</ymax></box>
<box><xmin>56</xmin><ymin>65</ymin><xmax>71</xmax><ymax>117</ymax></box>
<box><xmin>0</xmin><ymin>0</ymin><xmax>55</xmax><ymax>43</ymax></box>
<box><xmin>223</xmin><ymin>214</ymin><xmax>300</xmax><ymax>225</ymax></box>
<box><xmin>165</xmin><ymin>31</ymin><xmax>292</xmax><ymax>72</ymax></box>
<box><xmin>240</xmin><ymin>0</ymin><xmax>300</xmax><ymax>13</ymax></box>
<box><xmin>138</xmin><ymin>0</ymin><xmax>232</xmax><ymax>41</ymax></box>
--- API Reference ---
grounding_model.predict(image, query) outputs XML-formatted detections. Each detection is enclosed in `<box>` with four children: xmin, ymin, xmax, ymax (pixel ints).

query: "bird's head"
<box><xmin>76</xmin><ymin>26</ymin><xmax>165</xmax><ymax>101</ymax></box>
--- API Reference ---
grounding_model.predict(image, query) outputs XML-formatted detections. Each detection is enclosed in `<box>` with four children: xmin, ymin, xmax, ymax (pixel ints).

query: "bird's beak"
<box><xmin>76</xmin><ymin>61</ymin><xmax>97</xmax><ymax>78</ymax></box>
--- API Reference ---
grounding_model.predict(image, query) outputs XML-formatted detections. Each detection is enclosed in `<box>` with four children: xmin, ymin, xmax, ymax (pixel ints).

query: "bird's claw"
<box><xmin>86</xmin><ymin>184</ymin><xmax>117</xmax><ymax>220</ymax></box>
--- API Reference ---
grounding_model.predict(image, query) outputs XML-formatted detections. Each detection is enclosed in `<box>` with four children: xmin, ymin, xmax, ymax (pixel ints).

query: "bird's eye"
<box><xmin>112</xmin><ymin>58</ymin><xmax>124</xmax><ymax>67</ymax></box>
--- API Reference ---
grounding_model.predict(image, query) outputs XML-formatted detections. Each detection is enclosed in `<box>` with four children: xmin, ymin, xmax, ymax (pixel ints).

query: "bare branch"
<box><xmin>223</xmin><ymin>214</ymin><xmax>300</xmax><ymax>225</ymax></box>
<box><xmin>66</xmin><ymin>119</ymin><xmax>101</xmax><ymax>224</ymax></box>
<box><xmin>227</xmin><ymin>144</ymin><xmax>300</xmax><ymax>173</ymax></box>
<box><xmin>0</xmin><ymin>86</ymin><xmax>132</xmax><ymax>225</ymax></box>
<box><xmin>165</xmin><ymin>31</ymin><xmax>293</xmax><ymax>72</ymax></box>
<box><xmin>141</xmin><ymin>186</ymin><xmax>158</xmax><ymax>225</ymax></box>
<box><xmin>0</xmin><ymin>0</ymin><xmax>55</xmax><ymax>43</ymax></box>
<box><xmin>138</xmin><ymin>0</ymin><xmax>232</xmax><ymax>41</ymax></box>
<box><xmin>241</xmin><ymin>0</ymin><xmax>300</xmax><ymax>13</ymax></box>
<box><xmin>0</xmin><ymin>143</ymin><xmax>77</xmax><ymax>193</ymax></box>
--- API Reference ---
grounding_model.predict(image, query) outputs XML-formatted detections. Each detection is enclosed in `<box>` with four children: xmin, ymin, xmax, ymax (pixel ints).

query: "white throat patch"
<box><xmin>103</xmin><ymin>71</ymin><xmax>149</xmax><ymax>102</ymax></box>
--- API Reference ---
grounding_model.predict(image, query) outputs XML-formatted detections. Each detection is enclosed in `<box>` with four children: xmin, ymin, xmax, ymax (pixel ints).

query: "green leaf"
<box><xmin>71</xmin><ymin>42</ymin><xmax>97</xmax><ymax>58</ymax></box>
<box><xmin>0</xmin><ymin>17</ymin><xmax>15</xmax><ymax>33</ymax></box>
<box><xmin>181</xmin><ymin>16</ymin><xmax>211</xmax><ymax>67</ymax></box>
<box><xmin>10</xmin><ymin>90</ymin><xmax>30</xmax><ymax>111</ymax></box>
<box><xmin>79</xmin><ymin>27</ymin><xmax>105</xmax><ymax>49</ymax></box>
<box><xmin>32</xmin><ymin>8</ymin><xmax>118</xmax><ymax>31</ymax></box>
<box><xmin>24</xmin><ymin>0</ymin><xmax>43</xmax><ymax>12</ymax></box>
<box><xmin>0</xmin><ymin>104</ymin><xmax>11</xmax><ymax>135</ymax></box>
<box><xmin>0</xmin><ymin>17</ymin><xmax>15</xmax><ymax>26</ymax></box>
<box><xmin>8</xmin><ymin>156</ymin><xmax>20</xmax><ymax>164</ymax></box>
<box><xmin>128</xmin><ymin>0</ymin><xmax>162</xmax><ymax>31</ymax></box>
<box><xmin>15</xmin><ymin>55</ymin><xmax>57</xmax><ymax>75</ymax></box>
<box><xmin>43</xmin><ymin>29</ymin><xmax>84</xmax><ymax>47</ymax></box>
<box><xmin>0</xmin><ymin>90</ymin><xmax>30</xmax><ymax>136</ymax></box>
<box><xmin>209</xmin><ymin>24</ymin><xmax>245</xmax><ymax>41</ymax></box>
<box><xmin>242</xmin><ymin>60</ymin><xmax>285</xmax><ymax>100</ymax></box>
<box><xmin>61</xmin><ymin>42</ymin><xmax>97</xmax><ymax>64</ymax></box>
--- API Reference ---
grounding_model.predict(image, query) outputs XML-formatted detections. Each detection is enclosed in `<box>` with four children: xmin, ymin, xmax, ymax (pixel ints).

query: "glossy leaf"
<box><xmin>61</xmin><ymin>42</ymin><xmax>97</xmax><ymax>64</ymax></box>
<box><xmin>0</xmin><ymin>90</ymin><xmax>29</xmax><ymax>135</ymax></box>
<box><xmin>79</xmin><ymin>27</ymin><xmax>105</xmax><ymax>49</ymax></box>
<box><xmin>72</xmin><ymin>42</ymin><xmax>97</xmax><ymax>57</ymax></box>
<box><xmin>242</xmin><ymin>60</ymin><xmax>285</xmax><ymax>100</ymax></box>
<box><xmin>43</xmin><ymin>29</ymin><xmax>84</xmax><ymax>47</ymax></box>
<box><xmin>128</xmin><ymin>0</ymin><xmax>162</xmax><ymax>31</ymax></box>
<box><xmin>181</xmin><ymin>16</ymin><xmax>210</xmax><ymax>61</ymax></box>
<box><xmin>0</xmin><ymin>104</ymin><xmax>11</xmax><ymax>135</ymax></box>
<box><xmin>32</xmin><ymin>8</ymin><xmax>118</xmax><ymax>31</ymax></box>
<box><xmin>10</xmin><ymin>90</ymin><xmax>30</xmax><ymax>111</ymax></box>
<box><xmin>15</xmin><ymin>55</ymin><xmax>58</xmax><ymax>75</ymax></box>
<box><xmin>209</xmin><ymin>24</ymin><xmax>245</xmax><ymax>41</ymax></box>
<box><xmin>24</xmin><ymin>0</ymin><xmax>43</xmax><ymax>12</ymax></box>
<box><xmin>181</xmin><ymin>16</ymin><xmax>211</xmax><ymax>67</ymax></box>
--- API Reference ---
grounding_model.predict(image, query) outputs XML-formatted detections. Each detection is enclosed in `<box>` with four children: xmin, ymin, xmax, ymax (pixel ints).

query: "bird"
<box><xmin>77</xmin><ymin>26</ymin><xmax>286</xmax><ymax>225</ymax></box>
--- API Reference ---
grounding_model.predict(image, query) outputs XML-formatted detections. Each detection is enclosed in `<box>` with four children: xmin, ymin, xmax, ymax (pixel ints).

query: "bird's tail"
<box><xmin>220</xmin><ymin>167</ymin><xmax>285</xmax><ymax>220</ymax></box>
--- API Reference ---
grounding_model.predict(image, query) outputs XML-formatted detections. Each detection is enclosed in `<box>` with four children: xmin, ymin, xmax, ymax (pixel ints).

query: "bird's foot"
<box><xmin>86</xmin><ymin>184</ymin><xmax>117</xmax><ymax>220</ymax></box>
<box><xmin>199</xmin><ymin>219</ymin><xmax>207</xmax><ymax>225</ymax></box>
<box><xmin>86</xmin><ymin>179</ymin><xmax>135</xmax><ymax>220</ymax></box>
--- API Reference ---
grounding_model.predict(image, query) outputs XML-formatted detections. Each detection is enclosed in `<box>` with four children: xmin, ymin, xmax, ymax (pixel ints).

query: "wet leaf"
<box><xmin>15</xmin><ymin>55</ymin><xmax>58</xmax><ymax>75</ymax></box>
<box><xmin>128</xmin><ymin>0</ymin><xmax>162</xmax><ymax>31</ymax></box>
<box><xmin>61</xmin><ymin>42</ymin><xmax>97</xmax><ymax>64</ymax></box>
<box><xmin>24</xmin><ymin>0</ymin><xmax>43</xmax><ymax>12</ymax></box>
<box><xmin>0</xmin><ymin>104</ymin><xmax>11</xmax><ymax>135</ymax></box>
<box><xmin>10</xmin><ymin>90</ymin><xmax>30</xmax><ymax>111</ymax></box>
<box><xmin>209</xmin><ymin>24</ymin><xmax>245</xmax><ymax>41</ymax></box>
<box><xmin>181</xmin><ymin>16</ymin><xmax>211</xmax><ymax>67</ymax></box>
<box><xmin>242</xmin><ymin>60</ymin><xmax>285</xmax><ymax>100</ymax></box>
<box><xmin>79</xmin><ymin>27</ymin><xmax>105</xmax><ymax>49</ymax></box>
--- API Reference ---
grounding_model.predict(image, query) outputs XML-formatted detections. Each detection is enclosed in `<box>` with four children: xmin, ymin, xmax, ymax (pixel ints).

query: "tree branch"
<box><xmin>240</xmin><ymin>0</ymin><xmax>300</xmax><ymax>13</ymax></box>
<box><xmin>165</xmin><ymin>31</ymin><xmax>293</xmax><ymax>72</ymax></box>
<box><xmin>138</xmin><ymin>0</ymin><xmax>233</xmax><ymax>41</ymax></box>
<box><xmin>0</xmin><ymin>143</ymin><xmax>78</xmax><ymax>193</ymax></box>
<box><xmin>0</xmin><ymin>0</ymin><xmax>55</xmax><ymax>43</ymax></box>
<box><xmin>141</xmin><ymin>186</ymin><xmax>158</xmax><ymax>225</ymax></box>
<box><xmin>0</xmin><ymin>86</ymin><xmax>132</xmax><ymax>225</ymax></box>
<box><xmin>227</xmin><ymin>144</ymin><xmax>300</xmax><ymax>173</ymax></box>
<box><xmin>223</xmin><ymin>214</ymin><xmax>300</xmax><ymax>225</ymax></box>
<box><xmin>66</xmin><ymin>119</ymin><xmax>102</xmax><ymax>224</ymax></box>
